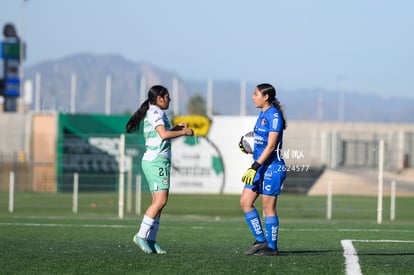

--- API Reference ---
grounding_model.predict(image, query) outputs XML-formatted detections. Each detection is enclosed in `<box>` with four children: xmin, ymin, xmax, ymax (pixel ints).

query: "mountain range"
<box><xmin>24</xmin><ymin>53</ymin><xmax>414</xmax><ymax>123</ymax></box>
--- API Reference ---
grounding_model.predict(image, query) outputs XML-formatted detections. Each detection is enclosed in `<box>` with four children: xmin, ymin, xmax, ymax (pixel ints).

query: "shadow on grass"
<box><xmin>361</xmin><ymin>252</ymin><xmax>414</xmax><ymax>256</ymax></box>
<box><xmin>280</xmin><ymin>249</ymin><xmax>340</xmax><ymax>255</ymax></box>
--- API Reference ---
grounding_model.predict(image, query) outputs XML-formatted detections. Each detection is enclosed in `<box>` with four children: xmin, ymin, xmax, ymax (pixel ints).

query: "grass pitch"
<box><xmin>1</xmin><ymin>193</ymin><xmax>413</xmax><ymax>274</ymax></box>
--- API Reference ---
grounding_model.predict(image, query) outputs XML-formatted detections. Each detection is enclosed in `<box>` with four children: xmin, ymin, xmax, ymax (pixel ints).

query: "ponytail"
<box><xmin>272</xmin><ymin>99</ymin><xmax>287</xmax><ymax>130</ymax></box>
<box><xmin>126</xmin><ymin>99</ymin><xmax>150</xmax><ymax>133</ymax></box>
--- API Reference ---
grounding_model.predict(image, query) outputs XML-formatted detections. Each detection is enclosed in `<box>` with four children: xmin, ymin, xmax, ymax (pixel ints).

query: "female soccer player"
<box><xmin>239</xmin><ymin>83</ymin><xmax>287</xmax><ymax>256</ymax></box>
<box><xmin>126</xmin><ymin>85</ymin><xmax>193</xmax><ymax>254</ymax></box>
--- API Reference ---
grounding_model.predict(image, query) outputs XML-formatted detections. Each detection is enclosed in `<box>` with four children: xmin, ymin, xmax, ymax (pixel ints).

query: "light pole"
<box><xmin>19</xmin><ymin>0</ymin><xmax>27</xmax><ymax>112</ymax></box>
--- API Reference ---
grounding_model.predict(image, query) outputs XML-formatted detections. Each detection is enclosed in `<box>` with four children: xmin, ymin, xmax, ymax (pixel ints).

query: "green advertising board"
<box><xmin>56</xmin><ymin>114</ymin><xmax>146</xmax><ymax>192</ymax></box>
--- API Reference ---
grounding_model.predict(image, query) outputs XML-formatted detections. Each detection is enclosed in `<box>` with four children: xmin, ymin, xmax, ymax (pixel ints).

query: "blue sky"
<box><xmin>1</xmin><ymin>0</ymin><xmax>414</xmax><ymax>98</ymax></box>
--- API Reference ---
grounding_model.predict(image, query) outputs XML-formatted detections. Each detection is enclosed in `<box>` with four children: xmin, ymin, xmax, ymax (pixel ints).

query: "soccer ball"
<box><xmin>240</xmin><ymin>131</ymin><xmax>255</xmax><ymax>154</ymax></box>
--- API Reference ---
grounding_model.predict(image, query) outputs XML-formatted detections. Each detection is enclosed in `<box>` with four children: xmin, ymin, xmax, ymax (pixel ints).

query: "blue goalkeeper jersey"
<box><xmin>253</xmin><ymin>105</ymin><xmax>284</xmax><ymax>164</ymax></box>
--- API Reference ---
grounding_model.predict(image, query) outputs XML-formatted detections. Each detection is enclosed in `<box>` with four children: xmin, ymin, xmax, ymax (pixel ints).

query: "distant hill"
<box><xmin>25</xmin><ymin>53</ymin><xmax>414</xmax><ymax>122</ymax></box>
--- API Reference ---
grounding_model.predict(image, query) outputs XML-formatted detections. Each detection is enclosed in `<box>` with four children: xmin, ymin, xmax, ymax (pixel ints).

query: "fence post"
<box><xmin>390</xmin><ymin>180</ymin><xmax>396</xmax><ymax>221</ymax></box>
<box><xmin>377</xmin><ymin>139</ymin><xmax>384</xmax><ymax>224</ymax></box>
<box><xmin>9</xmin><ymin>171</ymin><xmax>15</xmax><ymax>213</ymax></box>
<box><xmin>70</xmin><ymin>73</ymin><xmax>77</xmax><ymax>114</ymax></box>
<box><xmin>105</xmin><ymin>75</ymin><xmax>111</xmax><ymax>115</ymax></box>
<box><xmin>135</xmin><ymin>175</ymin><xmax>141</xmax><ymax>215</ymax></box>
<box><xmin>118</xmin><ymin>134</ymin><xmax>125</xmax><ymax>219</ymax></box>
<box><xmin>327</xmin><ymin>180</ymin><xmax>332</xmax><ymax>220</ymax></box>
<box><xmin>240</xmin><ymin>80</ymin><xmax>246</xmax><ymax>116</ymax></box>
<box><xmin>72</xmin><ymin>173</ymin><xmax>79</xmax><ymax>213</ymax></box>
<box><xmin>127</xmin><ymin>158</ymin><xmax>132</xmax><ymax>213</ymax></box>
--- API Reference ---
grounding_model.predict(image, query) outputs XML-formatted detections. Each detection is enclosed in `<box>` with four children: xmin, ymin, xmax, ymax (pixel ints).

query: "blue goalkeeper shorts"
<box><xmin>244</xmin><ymin>161</ymin><xmax>286</xmax><ymax>196</ymax></box>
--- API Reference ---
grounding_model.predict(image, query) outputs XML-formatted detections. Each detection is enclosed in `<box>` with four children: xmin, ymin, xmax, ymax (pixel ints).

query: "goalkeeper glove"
<box><xmin>241</xmin><ymin>162</ymin><xmax>260</xmax><ymax>185</ymax></box>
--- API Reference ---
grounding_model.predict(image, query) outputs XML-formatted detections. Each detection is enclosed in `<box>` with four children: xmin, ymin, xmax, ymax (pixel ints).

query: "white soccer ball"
<box><xmin>241</xmin><ymin>131</ymin><xmax>255</xmax><ymax>154</ymax></box>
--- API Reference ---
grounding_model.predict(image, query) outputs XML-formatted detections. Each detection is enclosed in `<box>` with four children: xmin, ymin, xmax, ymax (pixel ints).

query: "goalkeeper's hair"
<box><xmin>126</xmin><ymin>85</ymin><xmax>169</xmax><ymax>133</ymax></box>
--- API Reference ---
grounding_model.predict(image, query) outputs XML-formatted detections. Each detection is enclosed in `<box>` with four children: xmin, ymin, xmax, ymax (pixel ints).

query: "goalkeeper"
<box><xmin>239</xmin><ymin>83</ymin><xmax>287</xmax><ymax>256</ymax></box>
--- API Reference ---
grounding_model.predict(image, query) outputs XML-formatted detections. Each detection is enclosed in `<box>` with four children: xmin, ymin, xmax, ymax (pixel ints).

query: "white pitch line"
<box><xmin>341</xmin><ymin>239</ymin><xmax>414</xmax><ymax>275</ymax></box>
<box><xmin>348</xmin><ymin>239</ymin><xmax>414</xmax><ymax>243</ymax></box>
<box><xmin>0</xmin><ymin>222</ymin><xmax>132</xmax><ymax>228</ymax></box>
<box><xmin>341</xmin><ymin>240</ymin><xmax>362</xmax><ymax>275</ymax></box>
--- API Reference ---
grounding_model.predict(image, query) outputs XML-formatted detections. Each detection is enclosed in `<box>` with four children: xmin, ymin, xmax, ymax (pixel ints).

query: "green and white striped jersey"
<box><xmin>142</xmin><ymin>104</ymin><xmax>172</xmax><ymax>161</ymax></box>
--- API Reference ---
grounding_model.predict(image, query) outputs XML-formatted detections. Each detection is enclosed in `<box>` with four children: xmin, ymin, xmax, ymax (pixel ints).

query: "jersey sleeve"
<box><xmin>269</xmin><ymin>110</ymin><xmax>284</xmax><ymax>132</ymax></box>
<box><xmin>148</xmin><ymin>109</ymin><xmax>165</xmax><ymax>129</ymax></box>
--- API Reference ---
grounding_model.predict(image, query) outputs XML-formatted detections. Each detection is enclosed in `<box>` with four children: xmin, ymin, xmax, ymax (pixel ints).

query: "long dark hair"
<box><xmin>256</xmin><ymin>83</ymin><xmax>287</xmax><ymax>129</ymax></box>
<box><xmin>126</xmin><ymin>85</ymin><xmax>169</xmax><ymax>133</ymax></box>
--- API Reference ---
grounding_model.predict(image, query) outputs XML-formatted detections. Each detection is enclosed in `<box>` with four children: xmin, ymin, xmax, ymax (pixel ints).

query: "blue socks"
<box><xmin>265</xmin><ymin>216</ymin><xmax>279</xmax><ymax>250</ymax></box>
<box><xmin>244</xmin><ymin>210</ymin><xmax>280</xmax><ymax>250</ymax></box>
<box><xmin>244</xmin><ymin>209</ymin><xmax>265</xmax><ymax>243</ymax></box>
